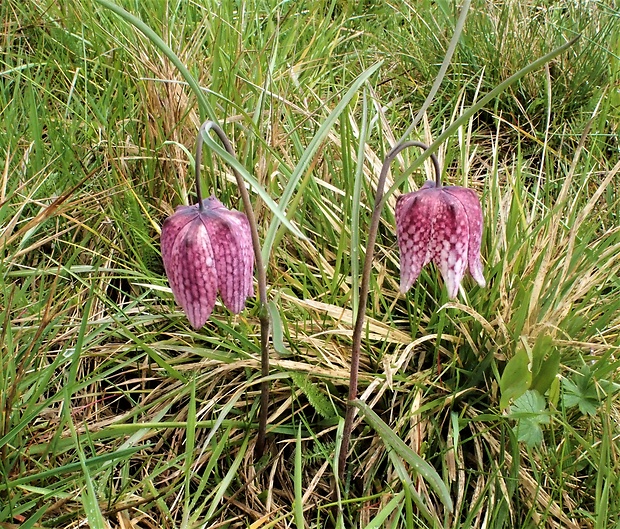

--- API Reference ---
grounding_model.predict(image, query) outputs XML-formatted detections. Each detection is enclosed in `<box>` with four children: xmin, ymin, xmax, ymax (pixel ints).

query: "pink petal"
<box><xmin>395</xmin><ymin>181</ymin><xmax>438</xmax><ymax>293</ymax></box>
<box><xmin>161</xmin><ymin>206</ymin><xmax>194</xmax><ymax>272</ymax></box>
<box><xmin>431</xmin><ymin>191</ymin><xmax>469</xmax><ymax>298</ymax></box>
<box><xmin>201</xmin><ymin>197</ymin><xmax>254</xmax><ymax>313</ymax></box>
<box><xmin>444</xmin><ymin>187</ymin><xmax>486</xmax><ymax>288</ymax></box>
<box><xmin>161</xmin><ymin>207</ymin><xmax>218</xmax><ymax>328</ymax></box>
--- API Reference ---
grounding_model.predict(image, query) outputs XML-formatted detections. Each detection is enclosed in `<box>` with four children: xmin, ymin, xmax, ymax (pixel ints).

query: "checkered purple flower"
<box><xmin>396</xmin><ymin>181</ymin><xmax>486</xmax><ymax>298</ymax></box>
<box><xmin>161</xmin><ymin>195</ymin><xmax>254</xmax><ymax>328</ymax></box>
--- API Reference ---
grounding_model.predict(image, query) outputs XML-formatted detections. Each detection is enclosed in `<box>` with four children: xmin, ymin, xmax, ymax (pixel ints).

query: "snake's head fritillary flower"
<box><xmin>396</xmin><ymin>181</ymin><xmax>485</xmax><ymax>298</ymax></box>
<box><xmin>160</xmin><ymin>195</ymin><xmax>254</xmax><ymax>328</ymax></box>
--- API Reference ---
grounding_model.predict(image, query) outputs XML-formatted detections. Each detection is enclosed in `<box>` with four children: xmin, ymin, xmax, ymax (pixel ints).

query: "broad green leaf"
<box><xmin>499</xmin><ymin>347</ymin><xmax>532</xmax><ymax>409</ymax></box>
<box><xmin>268</xmin><ymin>300</ymin><xmax>292</xmax><ymax>356</ymax></box>
<box><xmin>562</xmin><ymin>373</ymin><xmax>599</xmax><ymax>416</ymax></box>
<box><xmin>531</xmin><ymin>334</ymin><xmax>554</xmax><ymax>378</ymax></box>
<box><xmin>548</xmin><ymin>376</ymin><xmax>561</xmax><ymax>408</ymax></box>
<box><xmin>531</xmin><ymin>348</ymin><xmax>561</xmax><ymax>395</ymax></box>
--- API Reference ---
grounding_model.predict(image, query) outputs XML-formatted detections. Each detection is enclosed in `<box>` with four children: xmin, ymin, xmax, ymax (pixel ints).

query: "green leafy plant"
<box><xmin>499</xmin><ymin>333</ymin><xmax>561</xmax><ymax>409</ymax></box>
<box><xmin>562</xmin><ymin>361</ymin><xmax>620</xmax><ymax>417</ymax></box>
<box><xmin>509</xmin><ymin>389</ymin><xmax>550</xmax><ymax>447</ymax></box>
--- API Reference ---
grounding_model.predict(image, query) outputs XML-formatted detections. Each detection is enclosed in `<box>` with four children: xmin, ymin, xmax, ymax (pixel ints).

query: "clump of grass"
<box><xmin>360</xmin><ymin>0</ymin><xmax>617</xmax><ymax>134</ymax></box>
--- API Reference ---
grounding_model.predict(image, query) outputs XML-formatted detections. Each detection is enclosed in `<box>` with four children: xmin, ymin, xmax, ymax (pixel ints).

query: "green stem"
<box><xmin>338</xmin><ymin>142</ymin><xmax>440</xmax><ymax>479</ymax></box>
<box><xmin>197</xmin><ymin>121</ymin><xmax>271</xmax><ymax>456</ymax></box>
<box><xmin>337</xmin><ymin>35</ymin><xmax>579</xmax><ymax>481</ymax></box>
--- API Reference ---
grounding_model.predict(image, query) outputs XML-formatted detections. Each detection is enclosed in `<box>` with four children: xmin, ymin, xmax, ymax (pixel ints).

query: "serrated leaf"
<box><xmin>510</xmin><ymin>389</ymin><xmax>548</xmax><ymax>417</ymax></box>
<box><xmin>510</xmin><ymin>390</ymin><xmax>550</xmax><ymax>447</ymax></box>
<box><xmin>562</xmin><ymin>375</ymin><xmax>599</xmax><ymax>416</ymax></box>
<box><xmin>512</xmin><ymin>416</ymin><xmax>544</xmax><ymax>446</ymax></box>
<box><xmin>499</xmin><ymin>347</ymin><xmax>532</xmax><ymax>409</ymax></box>
<box><xmin>291</xmin><ymin>373</ymin><xmax>336</xmax><ymax>419</ymax></box>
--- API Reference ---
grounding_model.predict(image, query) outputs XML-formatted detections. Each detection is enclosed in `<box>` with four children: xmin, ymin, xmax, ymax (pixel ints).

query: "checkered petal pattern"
<box><xmin>396</xmin><ymin>181</ymin><xmax>485</xmax><ymax>298</ymax></box>
<box><xmin>161</xmin><ymin>196</ymin><xmax>254</xmax><ymax>328</ymax></box>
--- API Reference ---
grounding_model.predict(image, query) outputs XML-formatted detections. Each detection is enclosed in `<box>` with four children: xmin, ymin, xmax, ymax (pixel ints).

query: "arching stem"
<box><xmin>338</xmin><ymin>141</ymin><xmax>441</xmax><ymax>480</ymax></box>
<box><xmin>196</xmin><ymin>121</ymin><xmax>271</xmax><ymax>456</ymax></box>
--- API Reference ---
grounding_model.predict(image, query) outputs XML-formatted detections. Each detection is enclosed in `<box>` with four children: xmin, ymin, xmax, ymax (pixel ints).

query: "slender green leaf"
<box><xmin>385</xmin><ymin>36</ymin><xmax>580</xmax><ymax>204</ymax></box>
<box><xmin>200</xmin><ymin>129</ymin><xmax>307</xmax><ymax>241</ymax></box>
<box><xmin>262</xmin><ymin>61</ymin><xmax>383</xmax><ymax>260</ymax></box>
<box><xmin>294</xmin><ymin>424</ymin><xmax>305</xmax><ymax>528</ymax></box>
<box><xmin>352</xmin><ymin>400</ymin><xmax>453</xmax><ymax>512</ymax></box>
<box><xmin>362</xmin><ymin>491</ymin><xmax>405</xmax><ymax>529</ymax></box>
<box><xmin>93</xmin><ymin>0</ymin><xmax>215</xmax><ymax>121</ymax></box>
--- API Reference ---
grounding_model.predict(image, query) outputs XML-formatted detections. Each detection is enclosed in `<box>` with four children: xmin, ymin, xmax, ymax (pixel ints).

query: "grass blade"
<box><xmin>262</xmin><ymin>61</ymin><xmax>383</xmax><ymax>260</ymax></box>
<box><xmin>385</xmin><ymin>35</ymin><xmax>581</xmax><ymax>203</ymax></box>
<box><xmin>93</xmin><ymin>0</ymin><xmax>215</xmax><ymax>121</ymax></box>
<box><xmin>294</xmin><ymin>424</ymin><xmax>305</xmax><ymax>528</ymax></box>
<box><xmin>351</xmin><ymin>399</ymin><xmax>453</xmax><ymax>513</ymax></box>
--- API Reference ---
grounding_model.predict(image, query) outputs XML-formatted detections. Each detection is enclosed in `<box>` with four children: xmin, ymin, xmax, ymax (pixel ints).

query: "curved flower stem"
<box><xmin>196</xmin><ymin>121</ymin><xmax>271</xmax><ymax>456</ymax></box>
<box><xmin>338</xmin><ymin>141</ymin><xmax>441</xmax><ymax>480</ymax></box>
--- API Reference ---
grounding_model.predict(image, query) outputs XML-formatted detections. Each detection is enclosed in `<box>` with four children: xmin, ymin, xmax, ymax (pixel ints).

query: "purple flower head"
<box><xmin>160</xmin><ymin>195</ymin><xmax>254</xmax><ymax>328</ymax></box>
<box><xmin>396</xmin><ymin>181</ymin><xmax>485</xmax><ymax>298</ymax></box>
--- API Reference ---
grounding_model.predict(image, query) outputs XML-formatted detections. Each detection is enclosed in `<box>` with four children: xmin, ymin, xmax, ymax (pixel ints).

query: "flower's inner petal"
<box><xmin>433</xmin><ymin>193</ymin><xmax>469</xmax><ymax>298</ymax></box>
<box><xmin>166</xmin><ymin>218</ymin><xmax>218</xmax><ymax>329</ymax></box>
<box><xmin>202</xmin><ymin>209</ymin><xmax>254</xmax><ymax>314</ymax></box>
<box><xmin>396</xmin><ymin>190</ymin><xmax>436</xmax><ymax>293</ymax></box>
<box><xmin>444</xmin><ymin>187</ymin><xmax>486</xmax><ymax>287</ymax></box>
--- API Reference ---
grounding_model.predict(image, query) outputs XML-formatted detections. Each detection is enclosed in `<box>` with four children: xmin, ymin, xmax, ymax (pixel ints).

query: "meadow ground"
<box><xmin>1</xmin><ymin>1</ymin><xmax>620</xmax><ymax>527</ymax></box>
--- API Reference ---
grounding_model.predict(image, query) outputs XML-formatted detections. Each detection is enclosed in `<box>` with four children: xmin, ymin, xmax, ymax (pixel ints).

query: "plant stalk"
<box><xmin>338</xmin><ymin>141</ymin><xmax>441</xmax><ymax>480</ymax></box>
<box><xmin>196</xmin><ymin>121</ymin><xmax>271</xmax><ymax>456</ymax></box>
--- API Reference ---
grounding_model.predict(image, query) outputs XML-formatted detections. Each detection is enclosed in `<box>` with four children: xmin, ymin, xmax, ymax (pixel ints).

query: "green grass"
<box><xmin>1</xmin><ymin>0</ymin><xmax>619</xmax><ymax>527</ymax></box>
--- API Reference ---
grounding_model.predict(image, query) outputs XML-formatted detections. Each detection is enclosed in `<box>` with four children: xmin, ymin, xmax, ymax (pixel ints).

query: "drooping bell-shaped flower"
<box><xmin>160</xmin><ymin>195</ymin><xmax>254</xmax><ymax>328</ymax></box>
<box><xmin>396</xmin><ymin>180</ymin><xmax>485</xmax><ymax>298</ymax></box>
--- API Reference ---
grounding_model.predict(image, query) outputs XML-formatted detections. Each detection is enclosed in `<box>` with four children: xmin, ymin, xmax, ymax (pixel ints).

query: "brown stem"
<box><xmin>196</xmin><ymin>121</ymin><xmax>271</xmax><ymax>456</ymax></box>
<box><xmin>338</xmin><ymin>141</ymin><xmax>441</xmax><ymax>480</ymax></box>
